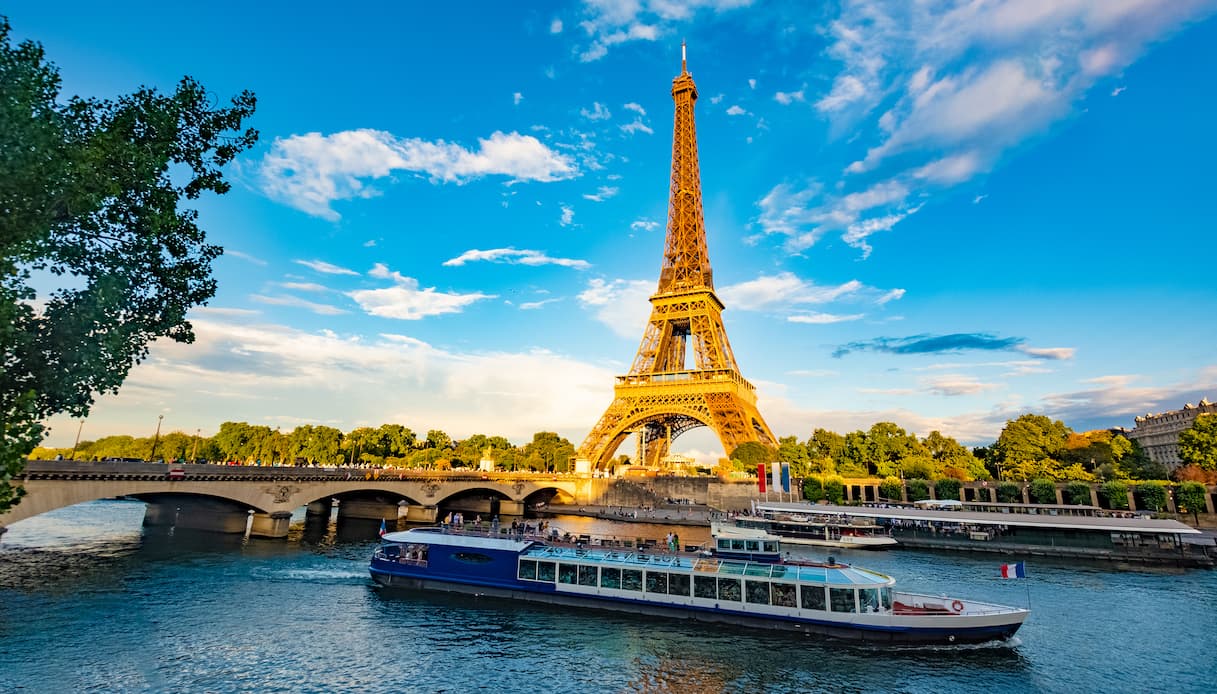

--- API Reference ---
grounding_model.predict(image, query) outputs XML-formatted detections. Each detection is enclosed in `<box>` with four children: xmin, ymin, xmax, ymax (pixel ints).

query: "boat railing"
<box><xmin>895</xmin><ymin>592</ymin><xmax>1025</xmax><ymax>616</ymax></box>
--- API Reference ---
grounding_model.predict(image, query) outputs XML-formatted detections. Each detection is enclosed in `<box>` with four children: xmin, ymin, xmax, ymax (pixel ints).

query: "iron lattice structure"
<box><xmin>578</xmin><ymin>48</ymin><xmax>777</xmax><ymax>468</ymax></box>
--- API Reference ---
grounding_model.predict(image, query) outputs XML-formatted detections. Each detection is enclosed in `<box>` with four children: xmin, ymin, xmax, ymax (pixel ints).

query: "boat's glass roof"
<box><xmin>521</xmin><ymin>545</ymin><xmax>892</xmax><ymax>587</ymax></box>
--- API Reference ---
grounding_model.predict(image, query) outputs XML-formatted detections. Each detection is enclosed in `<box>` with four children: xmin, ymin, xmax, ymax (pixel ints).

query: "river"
<box><xmin>1</xmin><ymin>500</ymin><xmax>1214</xmax><ymax>692</ymax></box>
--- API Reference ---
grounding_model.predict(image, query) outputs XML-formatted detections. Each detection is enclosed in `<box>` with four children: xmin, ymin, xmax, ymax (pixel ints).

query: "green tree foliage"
<box><xmin>1029</xmin><ymin>478</ymin><xmax>1058</xmax><ymax>504</ymax></box>
<box><xmin>1065</xmin><ymin>481</ymin><xmax>1093</xmax><ymax>505</ymax></box>
<box><xmin>823</xmin><ymin>476</ymin><xmax>845</xmax><ymax>505</ymax></box>
<box><xmin>1175</xmin><ymin>481</ymin><xmax>1208</xmax><ymax>525</ymax></box>
<box><xmin>776</xmin><ymin>436</ymin><xmax>811</xmax><ymax>476</ymax></box>
<box><xmin>878</xmin><ymin>477</ymin><xmax>904</xmax><ymax>502</ymax></box>
<box><xmin>521</xmin><ymin>432</ymin><xmax>575</xmax><ymax>472</ymax></box>
<box><xmin>0</xmin><ymin>19</ymin><xmax>257</xmax><ymax>511</ymax></box>
<box><xmin>993</xmin><ymin>415</ymin><xmax>1072</xmax><ymax>481</ymax></box>
<box><xmin>805</xmin><ymin>429</ymin><xmax>843</xmax><ymax>475</ymax></box>
<box><xmin>934</xmin><ymin>478</ymin><xmax>961</xmax><ymax>501</ymax></box>
<box><xmin>1178</xmin><ymin>414</ymin><xmax>1217</xmax><ymax>471</ymax></box>
<box><xmin>1137</xmin><ymin>482</ymin><xmax>1168</xmax><ymax>512</ymax></box>
<box><xmin>905</xmin><ymin>479</ymin><xmax>930</xmax><ymax>502</ymax></box>
<box><xmin>996</xmin><ymin>482</ymin><xmax>1022</xmax><ymax>503</ymax></box>
<box><xmin>289</xmin><ymin>425</ymin><xmax>344</xmax><ymax>465</ymax></box>
<box><xmin>1099</xmin><ymin>480</ymin><xmax>1130</xmax><ymax>510</ymax></box>
<box><xmin>924</xmin><ymin>431</ymin><xmax>988</xmax><ymax>480</ymax></box>
<box><xmin>730</xmin><ymin>441</ymin><xmax>775</xmax><ymax>474</ymax></box>
<box><xmin>424</xmin><ymin>429</ymin><xmax>453</xmax><ymax>451</ymax></box>
<box><xmin>803</xmin><ymin>476</ymin><xmax>825</xmax><ymax>502</ymax></box>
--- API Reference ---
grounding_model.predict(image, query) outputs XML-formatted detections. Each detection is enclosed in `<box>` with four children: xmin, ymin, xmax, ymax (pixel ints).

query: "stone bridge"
<box><xmin>1</xmin><ymin>461</ymin><xmax>602</xmax><ymax>539</ymax></box>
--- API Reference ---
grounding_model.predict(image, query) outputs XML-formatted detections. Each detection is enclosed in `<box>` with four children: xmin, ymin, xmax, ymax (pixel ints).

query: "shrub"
<box><xmin>878</xmin><ymin>477</ymin><xmax>904</xmax><ymax>502</ymax></box>
<box><xmin>934</xmin><ymin>478</ymin><xmax>962</xmax><ymax>501</ymax></box>
<box><xmin>1099</xmin><ymin>480</ymin><xmax>1129</xmax><ymax>510</ymax></box>
<box><xmin>824</xmin><ymin>476</ymin><xmax>845</xmax><ymax>505</ymax></box>
<box><xmin>1137</xmin><ymin>481</ymin><xmax>1168</xmax><ymax>512</ymax></box>
<box><xmin>1065</xmin><ymin>481</ymin><xmax>1093</xmax><ymax>505</ymax></box>
<box><xmin>906</xmin><ymin>478</ymin><xmax>930</xmax><ymax>502</ymax></box>
<box><xmin>1029</xmin><ymin>478</ymin><xmax>1058</xmax><ymax>505</ymax></box>
<box><xmin>996</xmin><ymin>482</ymin><xmax>1022</xmax><ymax>503</ymax></box>
<box><xmin>1176</xmin><ymin>481</ymin><xmax>1208</xmax><ymax>524</ymax></box>
<box><xmin>803</xmin><ymin>476</ymin><xmax>825</xmax><ymax>502</ymax></box>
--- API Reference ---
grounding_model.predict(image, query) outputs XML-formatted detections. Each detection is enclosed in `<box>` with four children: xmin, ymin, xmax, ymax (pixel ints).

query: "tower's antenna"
<box><xmin>681</xmin><ymin>40</ymin><xmax>687</xmax><ymax>73</ymax></box>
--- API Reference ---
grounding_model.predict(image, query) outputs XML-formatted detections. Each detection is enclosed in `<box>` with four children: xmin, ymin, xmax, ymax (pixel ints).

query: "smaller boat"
<box><xmin>733</xmin><ymin>508</ymin><xmax>898</xmax><ymax>550</ymax></box>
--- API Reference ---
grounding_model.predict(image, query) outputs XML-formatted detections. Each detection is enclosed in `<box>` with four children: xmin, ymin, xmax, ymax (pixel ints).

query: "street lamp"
<box><xmin>149</xmin><ymin>414</ymin><xmax>164</xmax><ymax>462</ymax></box>
<box><xmin>69</xmin><ymin>419</ymin><xmax>84</xmax><ymax>461</ymax></box>
<box><xmin>190</xmin><ymin>428</ymin><xmax>201</xmax><ymax>463</ymax></box>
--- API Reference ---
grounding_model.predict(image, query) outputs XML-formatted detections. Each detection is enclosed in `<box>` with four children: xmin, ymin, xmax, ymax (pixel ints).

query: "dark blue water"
<box><xmin>2</xmin><ymin>500</ymin><xmax>1214</xmax><ymax>692</ymax></box>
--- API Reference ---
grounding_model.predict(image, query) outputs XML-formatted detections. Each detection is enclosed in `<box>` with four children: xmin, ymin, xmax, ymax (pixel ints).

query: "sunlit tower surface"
<box><xmin>578</xmin><ymin>45</ymin><xmax>777</xmax><ymax>468</ymax></box>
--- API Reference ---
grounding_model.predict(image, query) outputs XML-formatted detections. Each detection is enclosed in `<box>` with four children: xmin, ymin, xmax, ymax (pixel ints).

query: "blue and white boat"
<box><xmin>369</xmin><ymin>525</ymin><xmax>1028</xmax><ymax>645</ymax></box>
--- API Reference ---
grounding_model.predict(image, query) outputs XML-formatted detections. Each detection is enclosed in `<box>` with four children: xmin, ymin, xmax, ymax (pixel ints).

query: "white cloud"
<box><xmin>225</xmin><ymin>250</ymin><xmax>267</xmax><ymax>266</ymax></box>
<box><xmin>912</xmin><ymin>151</ymin><xmax>983</xmax><ymax>184</ymax></box>
<box><xmin>787</xmin><ymin>312</ymin><xmax>865</xmax><ymax>324</ymax></box>
<box><xmin>550</xmin><ymin>18</ymin><xmax>563</xmax><ymax>33</ymax></box>
<box><xmin>630</xmin><ymin>219</ymin><xmax>660</xmax><ymax>232</ymax></box>
<box><xmin>1017</xmin><ymin>345</ymin><xmax>1076</xmax><ymax>360</ymax></box>
<box><xmin>294</xmin><ymin>259</ymin><xmax>360</xmax><ymax>276</ymax></box>
<box><xmin>922</xmin><ymin>374</ymin><xmax>1001</xmax><ymax>397</ymax></box>
<box><xmin>279</xmin><ymin>282</ymin><xmax>329</xmax><ymax>292</ymax></box>
<box><xmin>577</xmin><ymin>278</ymin><xmax>653</xmax><ymax>338</ymax></box>
<box><xmin>560</xmin><ymin>205</ymin><xmax>575</xmax><ymax>226</ymax></box>
<box><xmin>774</xmin><ymin>89</ymin><xmax>805</xmax><ymax>105</ymax></box>
<box><xmin>1111</xmin><ymin>85</ymin><xmax>1127</xmax><ymax>96</ymax></box>
<box><xmin>623</xmin><ymin>102</ymin><xmax>647</xmax><ymax>116</ymax></box>
<box><xmin>583</xmin><ymin>185</ymin><xmax>620</xmax><ymax>202</ymax></box>
<box><xmin>443</xmin><ymin>248</ymin><xmax>591</xmax><ymax>269</ymax></box>
<box><xmin>250</xmin><ymin>294</ymin><xmax>348</xmax><ymax>316</ymax></box>
<box><xmin>719</xmin><ymin>272</ymin><xmax>902</xmax><ymax>312</ymax></box>
<box><xmin>519</xmin><ymin>298</ymin><xmax>562</xmax><ymax>310</ymax></box>
<box><xmin>726</xmin><ymin>105</ymin><xmax>747</xmax><ymax>116</ymax></box>
<box><xmin>513</xmin><ymin>92</ymin><xmax>524</xmax><ymax>105</ymax></box>
<box><xmin>748</xmin><ymin>78</ymin><xmax>756</xmax><ymax>89</ymax></box>
<box><xmin>348</xmin><ymin>264</ymin><xmax>496</xmax><ymax>320</ymax></box>
<box><xmin>815</xmin><ymin>75</ymin><xmax>866</xmax><ymax>112</ymax></box>
<box><xmin>259</xmin><ymin>129</ymin><xmax>577</xmax><ymax>220</ymax></box>
<box><xmin>710</xmin><ymin>93</ymin><xmax>725</xmax><ymax>104</ymax></box>
<box><xmin>755</xmin><ymin>179</ymin><xmax>918</xmax><ymax>254</ymax></box>
<box><xmin>581</xmin><ymin>102</ymin><xmax>612</xmax><ymax>120</ymax></box>
<box><xmin>574</xmin><ymin>0</ymin><xmax>752</xmax><ymax>62</ymax></box>
<box><xmin>621</xmin><ymin>119</ymin><xmax>654</xmax><ymax>135</ymax></box>
<box><xmin>363</xmin><ymin>239</ymin><xmax>377</xmax><ymax>247</ymax></box>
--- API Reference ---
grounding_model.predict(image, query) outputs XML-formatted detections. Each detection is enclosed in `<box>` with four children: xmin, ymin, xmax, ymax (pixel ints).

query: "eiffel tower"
<box><xmin>578</xmin><ymin>45</ymin><xmax>776</xmax><ymax>469</ymax></box>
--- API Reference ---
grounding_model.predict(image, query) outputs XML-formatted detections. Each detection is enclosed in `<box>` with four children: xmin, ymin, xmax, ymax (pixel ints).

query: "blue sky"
<box><xmin>14</xmin><ymin>1</ymin><xmax>1217</xmax><ymax>462</ymax></box>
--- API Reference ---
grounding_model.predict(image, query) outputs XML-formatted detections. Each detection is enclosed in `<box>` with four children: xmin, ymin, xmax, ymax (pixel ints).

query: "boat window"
<box><xmin>731</xmin><ymin>540</ymin><xmax>746</xmax><ymax>550</ymax></box>
<box><xmin>718</xmin><ymin>578</ymin><xmax>742</xmax><ymax>602</ymax></box>
<box><xmin>537</xmin><ymin>561</ymin><xmax>556</xmax><ymax>582</ymax></box>
<box><xmin>453</xmin><ymin>552</ymin><xmax>493</xmax><ymax>564</ymax></box>
<box><xmin>558</xmin><ymin>563</ymin><xmax>578</xmax><ymax>585</ymax></box>
<box><xmin>880</xmin><ymin>587</ymin><xmax>893</xmax><ymax>612</ymax></box>
<box><xmin>717</xmin><ymin>539</ymin><xmax>732</xmax><ymax>550</ymax></box>
<box><xmin>770</xmin><ymin>583</ymin><xmax>795</xmax><ymax>608</ymax></box>
<box><xmin>646</xmin><ymin>571</ymin><xmax>668</xmax><ymax>594</ymax></box>
<box><xmin>601</xmin><ymin>567</ymin><xmax>622</xmax><ymax>589</ymax></box>
<box><xmin>518</xmin><ymin>560</ymin><xmax>537</xmax><ymax>580</ymax></box>
<box><xmin>800</xmin><ymin>585</ymin><xmax>826</xmax><ymax>611</ymax></box>
<box><xmin>694</xmin><ymin>575</ymin><xmax>717</xmax><ymax>599</ymax></box>
<box><xmin>763</xmin><ymin>541</ymin><xmax>778</xmax><ymax>553</ymax></box>
<box><xmin>622</xmin><ymin>569</ymin><xmax>643</xmax><ymax>591</ymax></box>
<box><xmin>745</xmin><ymin>540</ymin><xmax>759</xmax><ymax>551</ymax></box>
<box><xmin>745</xmin><ymin>580</ymin><xmax>770</xmax><ymax>605</ymax></box>
<box><xmin>578</xmin><ymin>565</ymin><xmax>598</xmax><ymax>586</ymax></box>
<box><xmin>860</xmin><ymin>588</ymin><xmax>880</xmax><ymax>613</ymax></box>
<box><xmin>830</xmin><ymin>588</ymin><xmax>857</xmax><ymax>613</ymax></box>
<box><xmin>669</xmin><ymin>573</ymin><xmax>691</xmax><ymax>596</ymax></box>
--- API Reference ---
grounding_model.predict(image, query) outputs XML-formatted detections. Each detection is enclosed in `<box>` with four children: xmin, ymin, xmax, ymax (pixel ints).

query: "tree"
<box><xmin>1175</xmin><ymin>481</ymin><xmax>1208</xmax><ymax>526</ymax></box>
<box><xmin>993</xmin><ymin>414</ymin><xmax>1071</xmax><ymax>480</ymax></box>
<box><xmin>0</xmin><ymin>18</ymin><xmax>257</xmax><ymax>511</ymax></box>
<box><xmin>425</xmin><ymin>429</ymin><xmax>453</xmax><ymax>451</ymax></box>
<box><xmin>1099</xmin><ymin>480</ymin><xmax>1130</xmax><ymax>510</ymax></box>
<box><xmin>878</xmin><ymin>477</ymin><xmax>904</xmax><ymax>502</ymax></box>
<box><xmin>729</xmin><ymin>441</ymin><xmax>774</xmax><ymax>474</ymax></box>
<box><xmin>1178</xmin><ymin>414</ymin><xmax>1217</xmax><ymax>471</ymax></box>
<box><xmin>522</xmin><ymin>432</ymin><xmax>574</xmax><ymax>472</ymax></box>
<box><xmin>924</xmin><ymin>431</ymin><xmax>987</xmax><ymax>480</ymax></box>
<box><xmin>776</xmin><ymin>436</ymin><xmax>811</xmax><ymax>476</ymax></box>
<box><xmin>1137</xmin><ymin>482</ymin><xmax>1168</xmax><ymax>512</ymax></box>
<box><xmin>1029</xmin><ymin>478</ymin><xmax>1058</xmax><ymax>505</ymax></box>
<box><xmin>934</xmin><ymin>478</ymin><xmax>962</xmax><ymax>501</ymax></box>
<box><xmin>805</xmin><ymin>428</ymin><xmax>844</xmax><ymax>475</ymax></box>
<box><xmin>996</xmin><ymin>482</ymin><xmax>1022</xmax><ymax>503</ymax></box>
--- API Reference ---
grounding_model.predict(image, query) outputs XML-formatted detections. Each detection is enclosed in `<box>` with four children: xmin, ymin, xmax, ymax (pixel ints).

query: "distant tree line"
<box><xmin>30</xmin><ymin>421</ymin><xmax>577</xmax><ymax>472</ymax></box>
<box><xmin>728</xmin><ymin>413</ymin><xmax>1217</xmax><ymax>483</ymax></box>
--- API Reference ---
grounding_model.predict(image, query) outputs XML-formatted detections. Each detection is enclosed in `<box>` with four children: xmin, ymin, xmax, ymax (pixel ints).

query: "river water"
<box><xmin>1</xmin><ymin>500</ymin><xmax>1214</xmax><ymax>693</ymax></box>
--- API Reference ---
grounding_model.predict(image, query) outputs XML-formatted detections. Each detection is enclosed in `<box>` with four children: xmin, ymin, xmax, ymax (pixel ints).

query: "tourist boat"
<box><xmin>368</xmin><ymin>525</ymin><xmax>1028</xmax><ymax>645</ymax></box>
<box><xmin>733</xmin><ymin>508</ymin><xmax>898</xmax><ymax>550</ymax></box>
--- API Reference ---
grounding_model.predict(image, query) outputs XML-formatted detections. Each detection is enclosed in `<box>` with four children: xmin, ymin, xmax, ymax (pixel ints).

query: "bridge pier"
<box><xmin>306</xmin><ymin>500</ymin><xmax>332</xmax><ymax>518</ymax></box>
<box><xmin>404</xmin><ymin>505</ymin><xmax>438</xmax><ymax>523</ymax></box>
<box><xmin>142</xmin><ymin>502</ymin><xmax>178</xmax><ymax>527</ymax></box>
<box><xmin>158</xmin><ymin>498</ymin><xmax>251</xmax><ymax>534</ymax></box>
<box><xmin>250</xmin><ymin>511</ymin><xmax>293</xmax><ymax>539</ymax></box>
<box><xmin>337</xmin><ymin>499</ymin><xmax>399</xmax><ymax>522</ymax></box>
<box><xmin>498</xmin><ymin>500</ymin><xmax>525</xmax><ymax>516</ymax></box>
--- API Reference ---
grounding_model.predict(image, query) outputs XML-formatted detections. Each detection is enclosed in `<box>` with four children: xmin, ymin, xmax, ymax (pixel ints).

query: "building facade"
<box><xmin>1127</xmin><ymin>398</ymin><xmax>1216</xmax><ymax>469</ymax></box>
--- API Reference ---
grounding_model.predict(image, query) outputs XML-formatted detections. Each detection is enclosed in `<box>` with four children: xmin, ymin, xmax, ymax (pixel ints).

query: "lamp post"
<box><xmin>149</xmin><ymin>414</ymin><xmax>164</xmax><ymax>462</ymax></box>
<box><xmin>69</xmin><ymin>419</ymin><xmax>84</xmax><ymax>461</ymax></box>
<box><xmin>190</xmin><ymin>428</ymin><xmax>201</xmax><ymax>464</ymax></box>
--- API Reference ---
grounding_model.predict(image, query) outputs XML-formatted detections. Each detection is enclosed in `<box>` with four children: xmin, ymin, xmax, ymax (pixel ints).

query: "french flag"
<box><xmin>999</xmin><ymin>561</ymin><xmax>1026</xmax><ymax>579</ymax></box>
<box><xmin>379</xmin><ymin>519</ymin><xmax>387</xmax><ymax>538</ymax></box>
